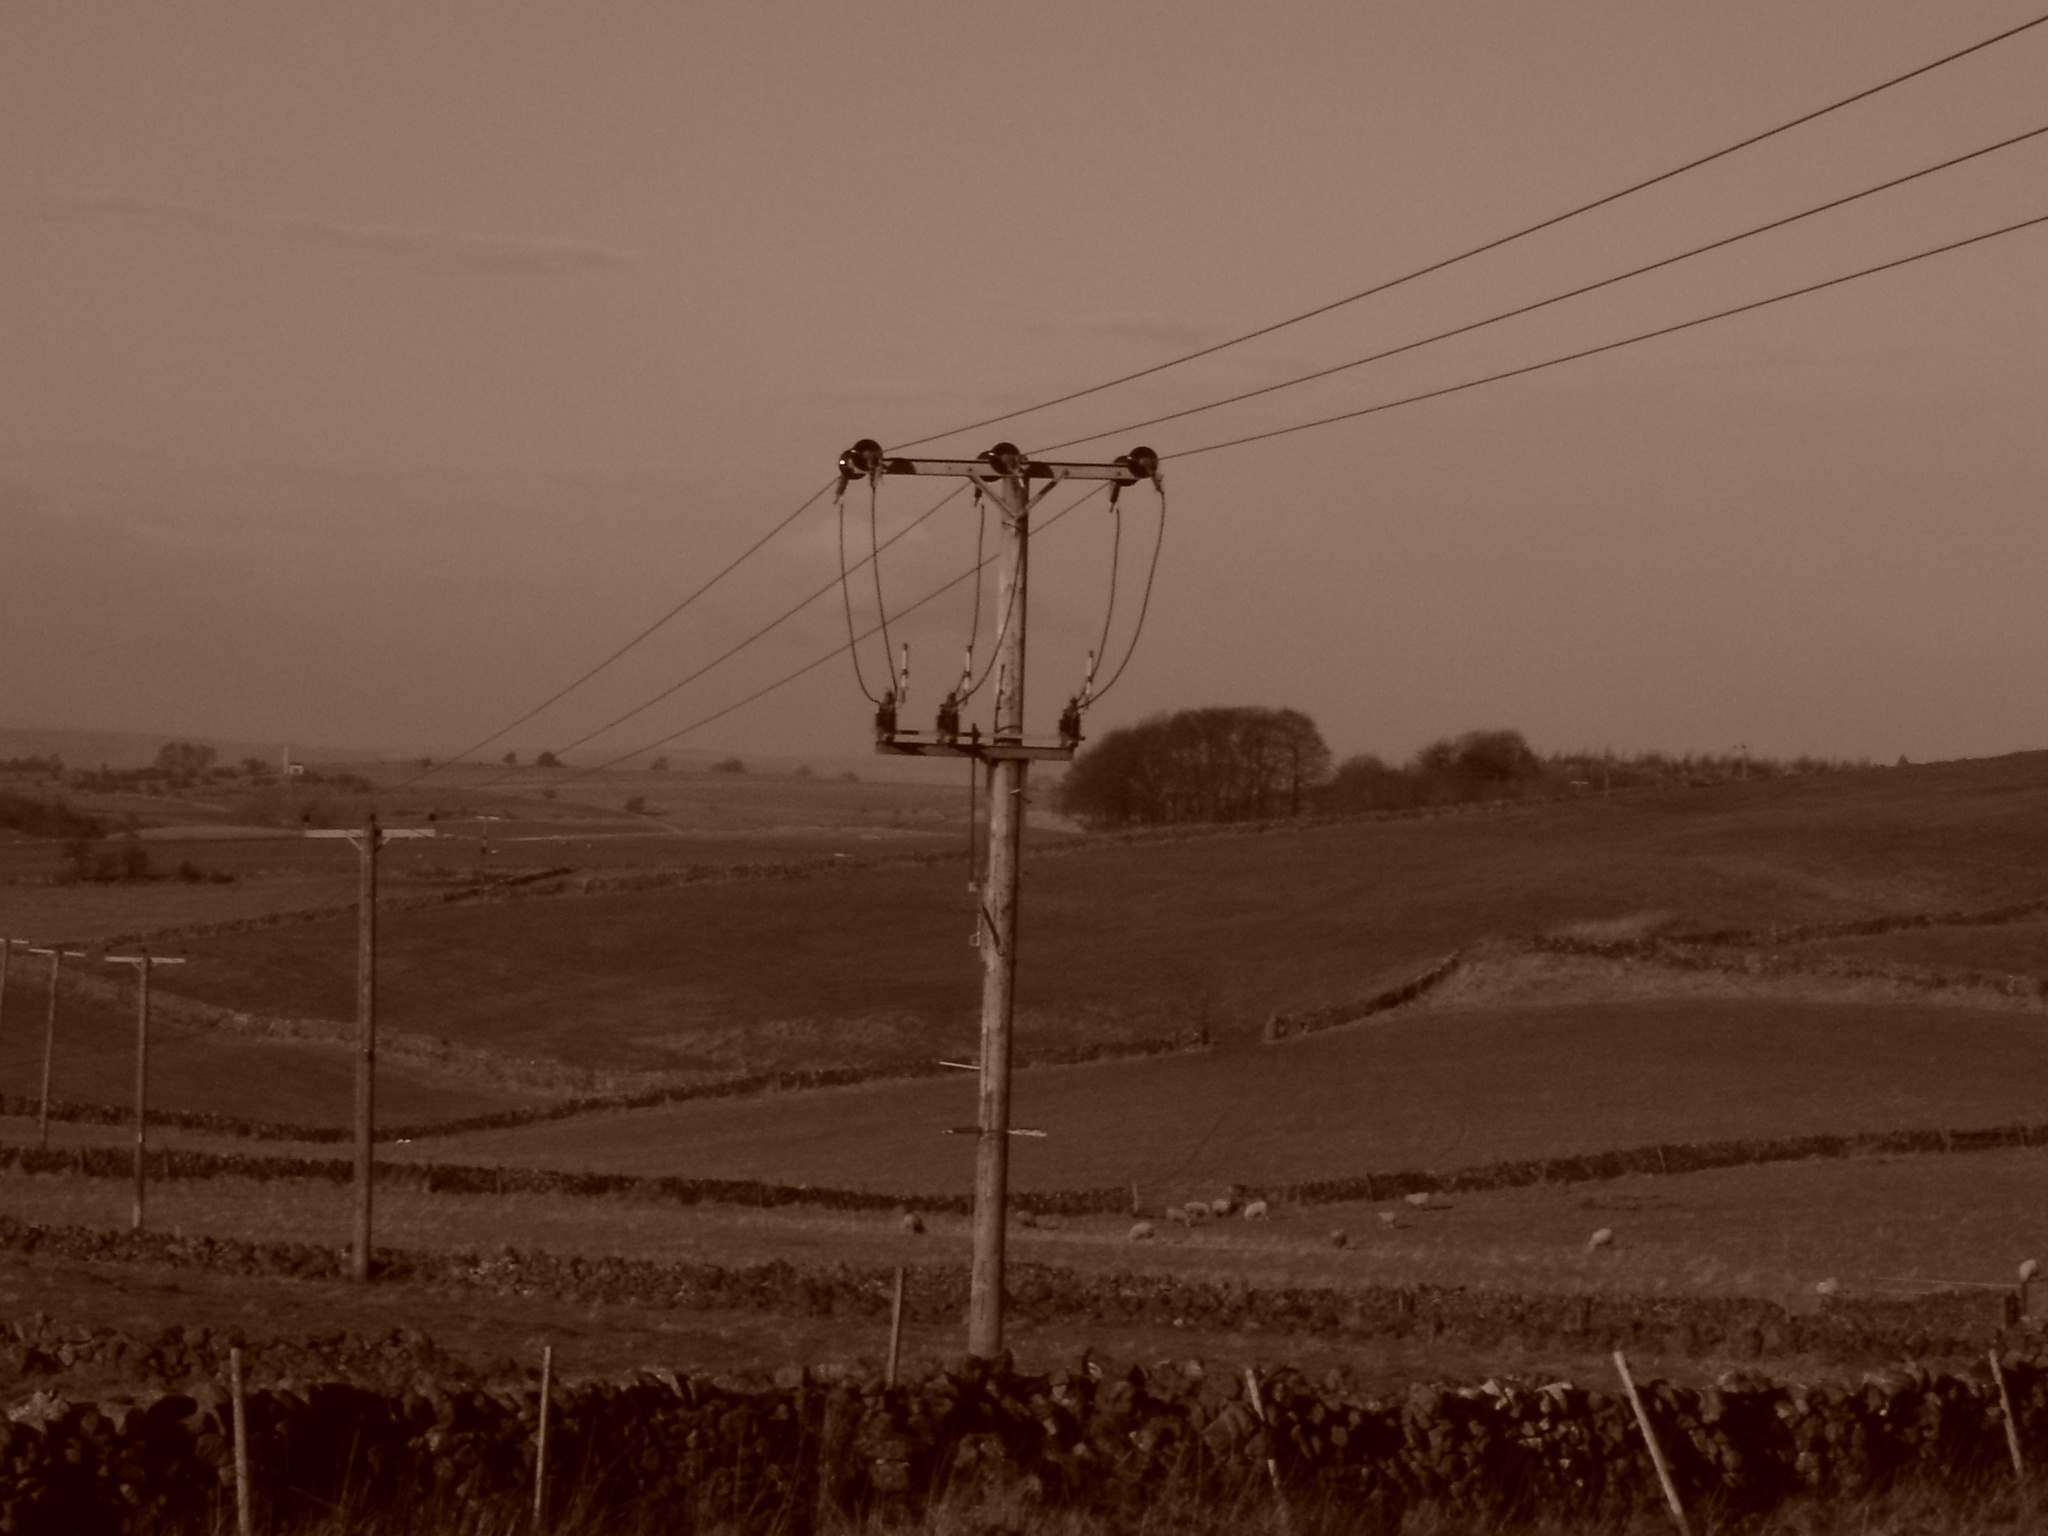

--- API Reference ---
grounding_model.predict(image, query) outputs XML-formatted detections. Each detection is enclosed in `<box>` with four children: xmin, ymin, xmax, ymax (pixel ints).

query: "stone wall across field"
<box><xmin>0</xmin><ymin>1211</ymin><xmax>2031</xmax><ymax>1368</ymax></box>
<box><xmin>0</xmin><ymin>1313</ymin><xmax>2042</xmax><ymax>1535</ymax></box>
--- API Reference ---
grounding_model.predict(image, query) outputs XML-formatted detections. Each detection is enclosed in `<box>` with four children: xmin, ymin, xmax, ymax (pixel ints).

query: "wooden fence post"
<box><xmin>229</xmin><ymin>1346</ymin><xmax>252</xmax><ymax>1536</ymax></box>
<box><xmin>534</xmin><ymin>1343</ymin><xmax>554</xmax><ymax>1530</ymax></box>
<box><xmin>1243</xmin><ymin>1368</ymin><xmax>1292</xmax><ymax>1534</ymax></box>
<box><xmin>1990</xmin><ymin>1350</ymin><xmax>2031</xmax><ymax>1520</ymax></box>
<box><xmin>885</xmin><ymin>1266</ymin><xmax>906</xmax><ymax>1388</ymax></box>
<box><xmin>1613</xmin><ymin>1351</ymin><xmax>1691</xmax><ymax>1536</ymax></box>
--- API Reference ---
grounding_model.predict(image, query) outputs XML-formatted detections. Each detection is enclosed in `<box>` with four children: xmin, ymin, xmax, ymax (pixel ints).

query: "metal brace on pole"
<box><xmin>305</xmin><ymin>814</ymin><xmax>433</xmax><ymax>1281</ymax></box>
<box><xmin>834</xmin><ymin>439</ymin><xmax>1159</xmax><ymax>1359</ymax></box>
<box><xmin>103</xmin><ymin>950</ymin><xmax>185</xmax><ymax>1231</ymax></box>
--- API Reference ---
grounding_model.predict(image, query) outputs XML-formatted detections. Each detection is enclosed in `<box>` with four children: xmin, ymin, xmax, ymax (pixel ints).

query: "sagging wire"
<box><xmin>835</xmin><ymin>472</ymin><xmax>884</xmax><ymax>708</ymax></box>
<box><xmin>1062</xmin><ymin>472</ymin><xmax>1166</xmax><ymax>745</ymax></box>
<box><xmin>935</xmin><ymin>485</ymin><xmax>989</xmax><ymax>744</ymax></box>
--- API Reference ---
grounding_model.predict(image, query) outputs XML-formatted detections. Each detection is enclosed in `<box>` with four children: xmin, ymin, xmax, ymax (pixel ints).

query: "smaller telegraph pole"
<box><xmin>103</xmin><ymin>950</ymin><xmax>185</xmax><ymax>1231</ymax></box>
<box><xmin>26</xmin><ymin>945</ymin><xmax>84</xmax><ymax>1148</ymax></box>
<box><xmin>306</xmin><ymin>811</ymin><xmax>432</xmax><ymax>1281</ymax></box>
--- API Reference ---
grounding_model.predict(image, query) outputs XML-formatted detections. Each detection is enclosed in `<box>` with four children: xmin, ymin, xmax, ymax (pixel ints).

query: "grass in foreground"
<box><xmin>7</xmin><ymin>1142</ymin><xmax>2044</xmax><ymax>1304</ymax></box>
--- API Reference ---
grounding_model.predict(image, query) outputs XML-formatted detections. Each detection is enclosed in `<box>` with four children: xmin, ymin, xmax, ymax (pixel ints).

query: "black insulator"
<box><xmin>936</xmin><ymin>698</ymin><xmax>961</xmax><ymax>743</ymax></box>
<box><xmin>838</xmin><ymin>438</ymin><xmax>884</xmax><ymax>481</ymax></box>
<box><xmin>980</xmin><ymin>442</ymin><xmax>1025</xmax><ymax>477</ymax></box>
<box><xmin>1058</xmin><ymin>698</ymin><xmax>1083</xmax><ymax>749</ymax></box>
<box><xmin>1115</xmin><ymin>445</ymin><xmax>1161</xmax><ymax>484</ymax></box>
<box><xmin>873</xmin><ymin>693</ymin><xmax>899</xmax><ymax>742</ymax></box>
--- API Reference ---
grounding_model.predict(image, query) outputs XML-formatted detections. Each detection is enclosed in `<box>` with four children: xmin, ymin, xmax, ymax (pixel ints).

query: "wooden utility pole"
<box><xmin>104</xmin><ymin>950</ymin><xmax>185</xmax><ymax>1231</ymax></box>
<box><xmin>836</xmin><ymin>438</ymin><xmax>1159</xmax><ymax>1358</ymax></box>
<box><xmin>26</xmin><ymin>945</ymin><xmax>83</xmax><ymax>1148</ymax></box>
<box><xmin>306</xmin><ymin>813</ymin><xmax>432</xmax><ymax>1281</ymax></box>
<box><xmin>0</xmin><ymin>938</ymin><xmax>15</xmax><ymax>1065</ymax></box>
<box><xmin>968</xmin><ymin>454</ymin><xmax>1030</xmax><ymax>1356</ymax></box>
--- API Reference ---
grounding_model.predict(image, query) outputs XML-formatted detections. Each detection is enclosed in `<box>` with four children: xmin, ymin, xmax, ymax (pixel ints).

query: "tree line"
<box><xmin>1056</xmin><ymin>707</ymin><xmax>1869</xmax><ymax>829</ymax></box>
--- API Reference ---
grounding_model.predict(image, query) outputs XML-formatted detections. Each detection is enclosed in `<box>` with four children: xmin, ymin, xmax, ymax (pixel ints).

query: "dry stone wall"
<box><xmin>0</xmin><ymin>1313</ymin><xmax>2042</xmax><ymax>1534</ymax></box>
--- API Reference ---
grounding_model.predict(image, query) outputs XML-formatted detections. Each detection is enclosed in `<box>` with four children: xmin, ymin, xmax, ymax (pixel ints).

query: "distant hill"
<box><xmin>0</xmin><ymin>725</ymin><xmax>373</xmax><ymax>773</ymax></box>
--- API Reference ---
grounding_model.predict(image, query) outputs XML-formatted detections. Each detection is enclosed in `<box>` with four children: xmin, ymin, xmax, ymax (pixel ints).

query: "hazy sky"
<box><xmin>3</xmin><ymin>3</ymin><xmax>2044</xmax><ymax>768</ymax></box>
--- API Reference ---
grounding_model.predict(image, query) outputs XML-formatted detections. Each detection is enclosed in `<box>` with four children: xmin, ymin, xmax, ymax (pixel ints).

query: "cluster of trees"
<box><xmin>1057</xmin><ymin>707</ymin><xmax>1331</xmax><ymax>827</ymax></box>
<box><xmin>1059</xmin><ymin>709</ymin><xmax>1871</xmax><ymax>829</ymax></box>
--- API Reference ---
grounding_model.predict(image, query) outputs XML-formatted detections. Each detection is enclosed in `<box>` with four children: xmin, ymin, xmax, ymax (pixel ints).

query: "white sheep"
<box><xmin>1209</xmin><ymin>1196</ymin><xmax>1235</xmax><ymax>1217</ymax></box>
<box><xmin>900</xmin><ymin>1212</ymin><xmax>925</xmax><ymax>1236</ymax></box>
<box><xmin>1586</xmin><ymin>1227</ymin><xmax>1614</xmax><ymax>1251</ymax></box>
<box><xmin>1128</xmin><ymin>1220</ymin><xmax>1156</xmax><ymax>1242</ymax></box>
<box><xmin>2021</xmin><ymin>1258</ymin><xmax>2040</xmax><ymax>1282</ymax></box>
<box><xmin>1242</xmin><ymin>1199</ymin><xmax>1270</xmax><ymax>1221</ymax></box>
<box><xmin>1164</xmin><ymin>1205</ymin><xmax>1189</xmax><ymax>1227</ymax></box>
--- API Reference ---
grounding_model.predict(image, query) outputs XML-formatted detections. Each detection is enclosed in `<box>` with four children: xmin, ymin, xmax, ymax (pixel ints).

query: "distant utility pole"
<box><xmin>103</xmin><ymin>950</ymin><xmax>185</xmax><ymax>1231</ymax></box>
<box><xmin>26</xmin><ymin>945</ymin><xmax>84</xmax><ymax>1149</ymax></box>
<box><xmin>305</xmin><ymin>812</ymin><xmax>433</xmax><ymax>1281</ymax></box>
<box><xmin>836</xmin><ymin>439</ymin><xmax>1160</xmax><ymax>1358</ymax></box>
<box><xmin>0</xmin><ymin>937</ymin><xmax>19</xmax><ymax>1080</ymax></box>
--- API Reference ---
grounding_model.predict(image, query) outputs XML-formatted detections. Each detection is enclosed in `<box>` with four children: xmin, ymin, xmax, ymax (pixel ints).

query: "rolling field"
<box><xmin>151</xmin><ymin>753</ymin><xmax>2048</xmax><ymax>1083</ymax></box>
<box><xmin>1775</xmin><ymin>917</ymin><xmax>2048</xmax><ymax>978</ymax></box>
<box><xmin>399</xmin><ymin>997</ymin><xmax>2048</xmax><ymax>1197</ymax></box>
<box><xmin>0</xmin><ymin>964</ymin><xmax>536</xmax><ymax>1129</ymax></box>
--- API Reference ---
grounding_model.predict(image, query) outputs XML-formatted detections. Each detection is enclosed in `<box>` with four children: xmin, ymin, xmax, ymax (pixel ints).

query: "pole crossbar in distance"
<box><xmin>835</xmin><ymin>438</ymin><xmax>1162</xmax><ymax>1357</ymax></box>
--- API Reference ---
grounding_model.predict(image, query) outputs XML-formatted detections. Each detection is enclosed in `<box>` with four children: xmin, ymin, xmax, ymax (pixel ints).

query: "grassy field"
<box><xmin>0</xmin><ymin>962</ymin><xmax>537</xmax><ymax>1129</ymax></box>
<box><xmin>5</xmin><ymin>1141</ymin><xmax>2042</xmax><ymax>1322</ymax></box>
<box><xmin>396</xmin><ymin>997</ymin><xmax>2048</xmax><ymax>1198</ymax></box>
<box><xmin>1775</xmin><ymin>917</ymin><xmax>2048</xmax><ymax>978</ymax></box>
<box><xmin>137</xmin><ymin>753</ymin><xmax>2048</xmax><ymax>1084</ymax></box>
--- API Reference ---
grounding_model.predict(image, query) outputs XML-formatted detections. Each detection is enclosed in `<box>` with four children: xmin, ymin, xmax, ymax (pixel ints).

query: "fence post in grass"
<box><xmin>1613</xmin><ymin>1351</ymin><xmax>1691</xmax><ymax>1536</ymax></box>
<box><xmin>1242</xmin><ymin>1368</ymin><xmax>1292</xmax><ymax>1533</ymax></box>
<box><xmin>104</xmin><ymin>950</ymin><xmax>184</xmax><ymax>1232</ymax></box>
<box><xmin>1990</xmin><ymin>1350</ymin><xmax>2031</xmax><ymax>1518</ymax></box>
<box><xmin>534</xmin><ymin>1343</ymin><xmax>553</xmax><ymax>1529</ymax></box>
<box><xmin>885</xmin><ymin>1266</ymin><xmax>906</xmax><ymax>1388</ymax></box>
<box><xmin>229</xmin><ymin>1346</ymin><xmax>252</xmax><ymax>1536</ymax></box>
<box><xmin>25</xmin><ymin>947</ymin><xmax>82</xmax><ymax>1150</ymax></box>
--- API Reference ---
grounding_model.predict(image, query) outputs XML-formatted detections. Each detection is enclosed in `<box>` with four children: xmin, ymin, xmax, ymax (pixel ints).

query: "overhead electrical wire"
<box><xmin>1165</xmin><ymin>208</ymin><xmax>2048</xmax><ymax>462</ymax></box>
<box><xmin>887</xmin><ymin>8</ymin><xmax>2048</xmax><ymax>454</ymax></box>
<box><xmin>462</xmin><ymin>208</ymin><xmax>2048</xmax><ymax>791</ymax></box>
<box><xmin>1079</xmin><ymin>483</ymin><xmax>1165</xmax><ymax>707</ymax></box>
<box><xmin>457</xmin><ymin>484</ymin><xmax>967</xmax><ymax>794</ymax></box>
<box><xmin>533</xmin><ymin>485</ymin><xmax>1113</xmax><ymax>788</ymax></box>
<box><xmin>1031</xmin><ymin>120</ymin><xmax>2048</xmax><ymax>455</ymax></box>
<box><xmin>394</xmin><ymin>477</ymin><xmax>837</xmax><ymax>791</ymax></box>
<box><xmin>399</xmin><ymin>13</ymin><xmax>2046</xmax><ymax>781</ymax></box>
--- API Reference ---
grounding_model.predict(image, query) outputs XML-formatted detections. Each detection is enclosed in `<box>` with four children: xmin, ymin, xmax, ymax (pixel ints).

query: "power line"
<box><xmin>455</xmin><ymin>210</ymin><xmax>2048</xmax><ymax>793</ymax></box>
<box><xmin>1166</xmin><ymin>208</ymin><xmax>2048</xmax><ymax>462</ymax></box>
<box><xmin>1035</xmin><ymin>120</ymin><xmax>2048</xmax><ymax>455</ymax></box>
<box><xmin>537</xmin><ymin>485</ymin><xmax>1112</xmax><ymax>789</ymax></box>
<box><xmin>395</xmin><ymin>477</ymin><xmax>837</xmax><ymax>792</ymax></box>
<box><xmin>452</xmin><ymin>484</ymin><xmax>968</xmax><ymax>796</ymax></box>
<box><xmin>397</xmin><ymin>14</ymin><xmax>2048</xmax><ymax>784</ymax></box>
<box><xmin>887</xmin><ymin>9</ymin><xmax>2048</xmax><ymax>454</ymax></box>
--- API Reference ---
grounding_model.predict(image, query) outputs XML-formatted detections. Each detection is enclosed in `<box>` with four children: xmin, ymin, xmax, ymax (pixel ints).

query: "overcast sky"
<box><xmin>2</xmin><ymin>2</ymin><xmax>2044</xmax><ymax>768</ymax></box>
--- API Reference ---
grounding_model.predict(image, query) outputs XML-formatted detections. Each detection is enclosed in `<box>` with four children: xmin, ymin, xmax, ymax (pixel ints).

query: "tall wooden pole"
<box><xmin>353</xmin><ymin>813</ymin><xmax>379</xmax><ymax>1283</ymax></box>
<box><xmin>131</xmin><ymin>957</ymin><xmax>150</xmax><ymax>1229</ymax></box>
<box><xmin>102</xmin><ymin>951</ymin><xmax>183</xmax><ymax>1231</ymax></box>
<box><xmin>968</xmin><ymin>462</ymin><xmax>1028</xmax><ymax>1359</ymax></box>
<box><xmin>28</xmin><ymin>948</ymin><xmax>80</xmax><ymax>1150</ymax></box>
<box><xmin>0</xmin><ymin>939</ymin><xmax>11</xmax><ymax>1078</ymax></box>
